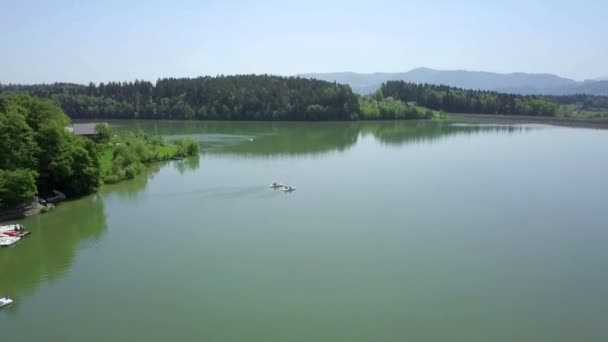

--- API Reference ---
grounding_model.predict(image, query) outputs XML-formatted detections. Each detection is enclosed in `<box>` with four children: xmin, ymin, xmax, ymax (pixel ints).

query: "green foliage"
<box><xmin>0</xmin><ymin>94</ymin><xmax>198</xmax><ymax>203</ymax></box>
<box><xmin>0</xmin><ymin>169</ymin><xmax>38</xmax><ymax>207</ymax></box>
<box><xmin>358</xmin><ymin>96</ymin><xmax>444</xmax><ymax>120</ymax></box>
<box><xmin>98</xmin><ymin>126</ymin><xmax>199</xmax><ymax>184</ymax></box>
<box><xmin>173</xmin><ymin>138</ymin><xmax>200</xmax><ymax>157</ymax></box>
<box><xmin>381</xmin><ymin>81</ymin><xmax>562</xmax><ymax>116</ymax></box>
<box><xmin>0</xmin><ymin>104</ymin><xmax>39</xmax><ymax>170</ymax></box>
<box><xmin>0</xmin><ymin>94</ymin><xmax>101</xmax><ymax>205</ymax></box>
<box><xmin>556</xmin><ymin>104</ymin><xmax>608</xmax><ymax>119</ymax></box>
<box><xmin>0</xmin><ymin>92</ymin><xmax>70</xmax><ymax>130</ymax></box>
<box><xmin>95</xmin><ymin>123</ymin><xmax>112</xmax><ymax>143</ymax></box>
<box><xmin>4</xmin><ymin>77</ymin><xmax>608</xmax><ymax>120</ymax></box>
<box><xmin>44</xmin><ymin>128</ymin><xmax>101</xmax><ymax>195</ymax></box>
<box><xmin>3</xmin><ymin>75</ymin><xmax>360</xmax><ymax>121</ymax></box>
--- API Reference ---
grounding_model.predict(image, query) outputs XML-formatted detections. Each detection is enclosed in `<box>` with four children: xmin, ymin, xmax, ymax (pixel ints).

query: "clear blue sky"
<box><xmin>1</xmin><ymin>0</ymin><xmax>606</xmax><ymax>83</ymax></box>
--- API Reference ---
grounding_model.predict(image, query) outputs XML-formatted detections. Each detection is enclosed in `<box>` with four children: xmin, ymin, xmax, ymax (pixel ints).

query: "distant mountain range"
<box><xmin>298</xmin><ymin>68</ymin><xmax>608</xmax><ymax>96</ymax></box>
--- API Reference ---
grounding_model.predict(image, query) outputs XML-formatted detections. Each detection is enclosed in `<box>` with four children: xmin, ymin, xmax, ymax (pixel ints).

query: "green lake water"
<box><xmin>1</xmin><ymin>120</ymin><xmax>608</xmax><ymax>341</ymax></box>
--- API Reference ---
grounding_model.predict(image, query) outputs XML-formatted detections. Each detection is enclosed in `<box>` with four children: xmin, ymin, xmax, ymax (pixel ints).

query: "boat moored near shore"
<box><xmin>0</xmin><ymin>224</ymin><xmax>31</xmax><ymax>242</ymax></box>
<box><xmin>0</xmin><ymin>236</ymin><xmax>21</xmax><ymax>247</ymax></box>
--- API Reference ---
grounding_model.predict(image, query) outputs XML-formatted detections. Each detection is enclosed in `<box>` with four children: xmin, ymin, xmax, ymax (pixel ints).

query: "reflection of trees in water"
<box><xmin>219</xmin><ymin>123</ymin><xmax>360</xmax><ymax>157</ymax></box>
<box><xmin>361</xmin><ymin>121</ymin><xmax>534</xmax><ymax>146</ymax></box>
<box><xmin>209</xmin><ymin>121</ymin><xmax>534</xmax><ymax>157</ymax></box>
<box><xmin>0</xmin><ymin>194</ymin><xmax>106</xmax><ymax>308</ymax></box>
<box><xmin>110</xmin><ymin>119</ymin><xmax>538</xmax><ymax>157</ymax></box>
<box><xmin>99</xmin><ymin>163</ymin><xmax>162</xmax><ymax>199</ymax></box>
<box><xmin>174</xmin><ymin>156</ymin><xmax>201</xmax><ymax>174</ymax></box>
<box><xmin>0</xmin><ymin>161</ymin><xmax>166</xmax><ymax>309</ymax></box>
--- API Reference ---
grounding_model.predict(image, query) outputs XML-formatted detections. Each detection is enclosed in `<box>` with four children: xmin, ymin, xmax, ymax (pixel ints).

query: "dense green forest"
<box><xmin>0</xmin><ymin>93</ymin><xmax>198</xmax><ymax>208</ymax></box>
<box><xmin>379</xmin><ymin>81</ymin><xmax>608</xmax><ymax>117</ymax></box>
<box><xmin>380</xmin><ymin>81</ymin><xmax>560</xmax><ymax>116</ymax></box>
<box><xmin>0</xmin><ymin>75</ymin><xmax>360</xmax><ymax>121</ymax></box>
<box><xmin>358</xmin><ymin>95</ymin><xmax>445</xmax><ymax>120</ymax></box>
<box><xmin>3</xmin><ymin>75</ymin><xmax>608</xmax><ymax>120</ymax></box>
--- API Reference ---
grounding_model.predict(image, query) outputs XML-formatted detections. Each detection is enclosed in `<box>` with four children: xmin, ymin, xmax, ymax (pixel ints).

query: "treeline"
<box><xmin>358</xmin><ymin>95</ymin><xmax>445</xmax><ymax>120</ymax></box>
<box><xmin>380</xmin><ymin>81</ymin><xmax>562</xmax><ymax>116</ymax></box>
<box><xmin>6</xmin><ymin>75</ymin><xmax>606</xmax><ymax>119</ymax></box>
<box><xmin>0</xmin><ymin>93</ymin><xmax>198</xmax><ymax>208</ymax></box>
<box><xmin>548</xmin><ymin>94</ymin><xmax>608</xmax><ymax>111</ymax></box>
<box><xmin>0</xmin><ymin>75</ymin><xmax>360</xmax><ymax>121</ymax></box>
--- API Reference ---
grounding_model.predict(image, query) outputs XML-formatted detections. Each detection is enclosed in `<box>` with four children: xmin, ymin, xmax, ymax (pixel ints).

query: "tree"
<box><xmin>0</xmin><ymin>169</ymin><xmax>38</xmax><ymax>207</ymax></box>
<box><xmin>95</xmin><ymin>123</ymin><xmax>112</xmax><ymax>143</ymax></box>
<box><xmin>0</xmin><ymin>105</ymin><xmax>39</xmax><ymax>170</ymax></box>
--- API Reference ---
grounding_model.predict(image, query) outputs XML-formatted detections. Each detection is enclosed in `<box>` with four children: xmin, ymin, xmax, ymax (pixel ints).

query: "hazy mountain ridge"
<box><xmin>299</xmin><ymin>68</ymin><xmax>608</xmax><ymax>96</ymax></box>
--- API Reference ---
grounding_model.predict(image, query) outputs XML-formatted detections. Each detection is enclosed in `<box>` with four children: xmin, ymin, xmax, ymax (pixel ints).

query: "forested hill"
<box><xmin>380</xmin><ymin>81</ymin><xmax>558</xmax><ymax>115</ymax></box>
<box><xmin>379</xmin><ymin>81</ymin><xmax>608</xmax><ymax>116</ymax></box>
<box><xmin>3</xmin><ymin>75</ymin><xmax>608</xmax><ymax>119</ymax></box>
<box><xmin>0</xmin><ymin>75</ymin><xmax>360</xmax><ymax>121</ymax></box>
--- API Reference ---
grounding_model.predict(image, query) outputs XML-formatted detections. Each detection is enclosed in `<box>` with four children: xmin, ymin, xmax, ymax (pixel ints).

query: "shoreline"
<box><xmin>449</xmin><ymin>113</ymin><xmax>608</xmax><ymax>129</ymax></box>
<box><xmin>89</xmin><ymin>116</ymin><xmax>608</xmax><ymax>129</ymax></box>
<box><xmin>0</xmin><ymin>200</ymin><xmax>44</xmax><ymax>223</ymax></box>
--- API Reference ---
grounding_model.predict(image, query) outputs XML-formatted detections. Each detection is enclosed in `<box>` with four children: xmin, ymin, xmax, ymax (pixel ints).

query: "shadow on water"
<box><xmin>109</xmin><ymin>119</ymin><xmax>537</xmax><ymax>158</ymax></box>
<box><xmin>0</xmin><ymin>160</ymin><xmax>165</xmax><ymax>310</ymax></box>
<box><xmin>0</xmin><ymin>194</ymin><xmax>106</xmax><ymax>310</ymax></box>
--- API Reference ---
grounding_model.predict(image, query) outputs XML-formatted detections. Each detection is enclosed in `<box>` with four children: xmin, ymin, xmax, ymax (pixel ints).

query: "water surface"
<box><xmin>2</xmin><ymin>121</ymin><xmax>607</xmax><ymax>341</ymax></box>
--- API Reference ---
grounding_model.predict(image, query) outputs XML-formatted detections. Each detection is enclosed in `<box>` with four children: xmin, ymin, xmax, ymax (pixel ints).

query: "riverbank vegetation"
<box><xmin>379</xmin><ymin>81</ymin><xmax>608</xmax><ymax>117</ymax></box>
<box><xmin>98</xmin><ymin>126</ymin><xmax>199</xmax><ymax>184</ymax></box>
<box><xmin>358</xmin><ymin>94</ymin><xmax>445</xmax><ymax>120</ymax></box>
<box><xmin>0</xmin><ymin>93</ymin><xmax>199</xmax><ymax>208</ymax></box>
<box><xmin>380</xmin><ymin>81</ymin><xmax>560</xmax><ymax>116</ymax></box>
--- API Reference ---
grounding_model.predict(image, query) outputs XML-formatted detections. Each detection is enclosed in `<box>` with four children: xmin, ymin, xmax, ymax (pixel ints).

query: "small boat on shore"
<box><xmin>0</xmin><ymin>224</ymin><xmax>30</xmax><ymax>238</ymax></box>
<box><xmin>282</xmin><ymin>186</ymin><xmax>296</xmax><ymax>192</ymax></box>
<box><xmin>0</xmin><ymin>236</ymin><xmax>20</xmax><ymax>247</ymax></box>
<box><xmin>269</xmin><ymin>182</ymin><xmax>284</xmax><ymax>189</ymax></box>
<box><xmin>0</xmin><ymin>296</ymin><xmax>13</xmax><ymax>309</ymax></box>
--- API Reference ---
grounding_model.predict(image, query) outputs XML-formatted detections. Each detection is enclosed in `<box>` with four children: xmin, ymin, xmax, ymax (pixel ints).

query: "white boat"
<box><xmin>0</xmin><ymin>224</ymin><xmax>25</xmax><ymax>233</ymax></box>
<box><xmin>282</xmin><ymin>186</ymin><xmax>296</xmax><ymax>192</ymax></box>
<box><xmin>269</xmin><ymin>182</ymin><xmax>284</xmax><ymax>188</ymax></box>
<box><xmin>0</xmin><ymin>296</ymin><xmax>13</xmax><ymax>309</ymax></box>
<box><xmin>0</xmin><ymin>236</ymin><xmax>20</xmax><ymax>247</ymax></box>
<box><xmin>0</xmin><ymin>225</ymin><xmax>19</xmax><ymax>233</ymax></box>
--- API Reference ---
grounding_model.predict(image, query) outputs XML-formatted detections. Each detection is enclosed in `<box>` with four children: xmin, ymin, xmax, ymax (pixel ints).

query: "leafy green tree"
<box><xmin>95</xmin><ymin>123</ymin><xmax>112</xmax><ymax>143</ymax></box>
<box><xmin>0</xmin><ymin>105</ymin><xmax>39</xmax><ymax>170</ymax></box>
<box><xmin>0</xmin><ymin>169</ymin><xmax>38</xmax><ymax>207</ymax></box>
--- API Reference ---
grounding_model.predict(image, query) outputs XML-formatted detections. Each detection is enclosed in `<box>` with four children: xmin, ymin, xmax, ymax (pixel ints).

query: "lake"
<box><xmin>2</xmin><ymin>120</ymin><xmax>608</xmax><ymax>341</ymax></box>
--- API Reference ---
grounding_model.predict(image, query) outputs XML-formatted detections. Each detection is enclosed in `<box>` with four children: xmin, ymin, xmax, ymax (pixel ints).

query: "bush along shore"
<box><xmin>96</xmin><ymin>124</ymin><xmax>199</xmax><ymax>184</ymax></box>
<box><xmin>0</xmin><ymin>93</ymin><xmax>199</xmax><ymax>220</ymax></box>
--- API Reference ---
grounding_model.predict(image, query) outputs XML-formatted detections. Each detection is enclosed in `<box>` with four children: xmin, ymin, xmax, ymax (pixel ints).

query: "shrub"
<box><xmin>173</xmin><ymin>138</ymin><xmax>200</xmax><ymax>157</ymax></box>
